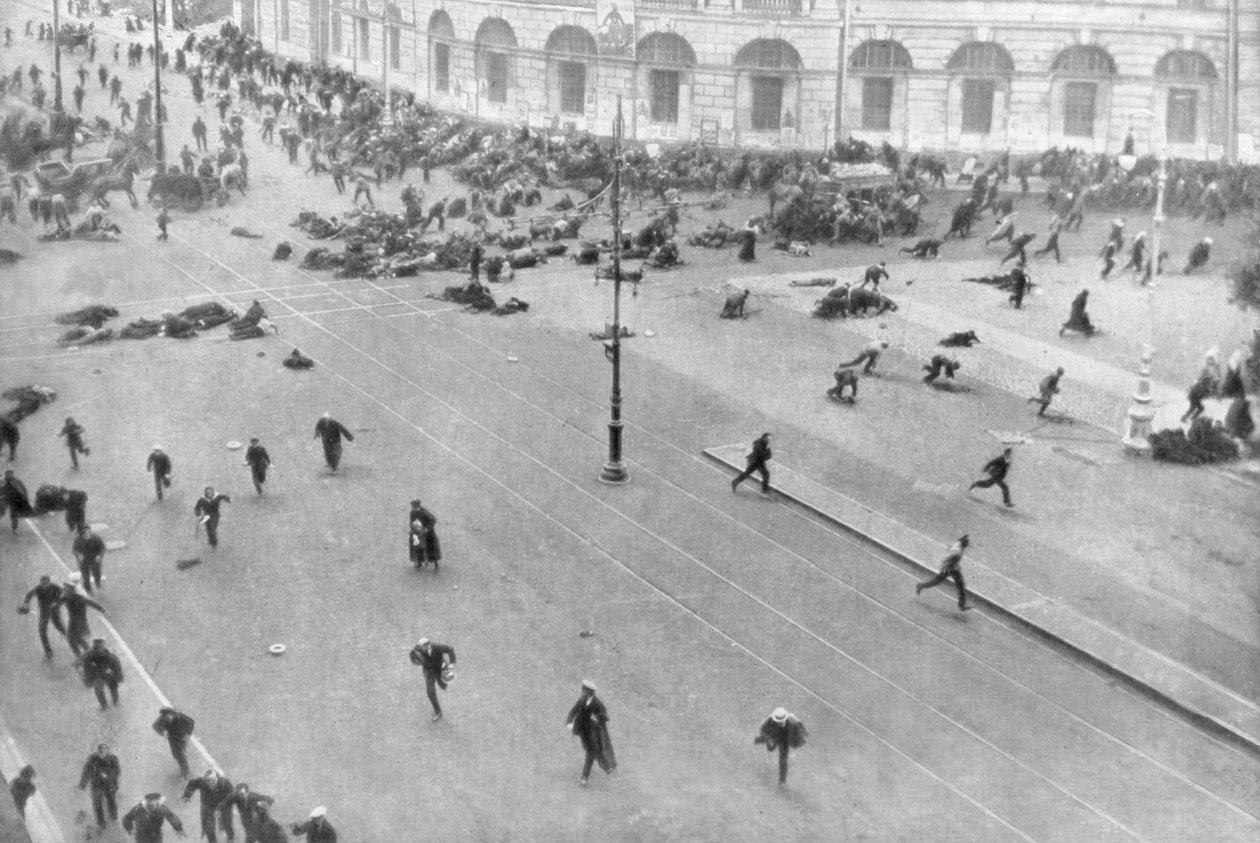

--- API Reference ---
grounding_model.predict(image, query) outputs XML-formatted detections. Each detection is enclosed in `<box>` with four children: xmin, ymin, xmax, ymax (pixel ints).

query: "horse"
<box><xmin>86</xmin><ymin>160</ymin><xmax>139</xmax><ymax>209</ymax></box>
<box><xmin>220</xmin><ymin>163</ymin><xmax>246</xmax><ymax>196</ymax></box>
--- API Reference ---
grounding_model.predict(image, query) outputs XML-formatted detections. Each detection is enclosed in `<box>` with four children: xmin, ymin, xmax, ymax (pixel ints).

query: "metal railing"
<box><xmin>639</xmin><ymin>0</ymin><xmax>700</xmax><ymax>9</ymax></box>
<box><xmin>741</xmin><ymin>0</ymin><xmax>804</xmax><ymax>14</ymax></box>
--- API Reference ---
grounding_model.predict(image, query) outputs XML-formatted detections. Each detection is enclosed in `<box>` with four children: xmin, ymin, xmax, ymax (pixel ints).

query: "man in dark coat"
<box><xmin>0</xmin><ymin>416</ymin><xmax>18</xmax><ymax>461</ymax></box>
<box><xmin>75</xmin><ymin>637</ymin><xmax>123</xmax><ymax>709</ymax></box>
<box><xmin>243</xmin><ymin>437</ymin><xmax>272</xmax><ymax>494</ymax></box>
<box><xmin>730</xmin><ymin>432</ymin><xmax>772</xmax><ymax>495</ymax></box>
<box><xmin>1182</xmin><ymin>372</ymin><xmax>1215</xmax><ymax>423</ymax></box>
<box><xmin>64</xmin><ymin>488</ymin><xmax>88</xmax><ymax>534</ymax></box>
<box><xmin>922</xmin><ymin>355</ymin><xmax>962</xmax><ymax>385</ymax></box>
<box><xmin>61</xmin><ymin>579</ymin><xmax>104</xmax><ymax>655</ymax></box>
<box><xmin>147</xmin><ymin>445</ymin><xmax>172</xmax><ymax>500</ymax></box>
<box><xmin>79</xmin><ymin>743</ymin><xmax>121</xmax><ymax>829</ymax></box>
<box><xmin>408</xmin><ymin>500</ymin><xmax>441</xmax><ymax>571</ymax></box>
<box><xmin>121</xmin><ymin>793</ymin><xmax>184</xmax><ymax>842</ymax></box>
<box><xmin>826</xmin><ymin>368</ymin><xmax>859</xmax><ymax>403</ymax></box>
<box><xmin>736</xmin><ymin>226</ymin><xmax>757</xmax><ymax>262</ymax></box>
<box><xmin>251</xmin><ymin>803</ymin><xmax>288</xmax><ymax>843</ymax></box>
<box><xmin>20</xmin><ymin>575</ymin><xmax>68</xmax><ymax>658</ymax></box>
<box><xmin>969</xmin><ymin>448</ymin><xmax>1014</xmax><ymax>507</ymax></box>
<box><xmin>408</xmin><ymin>637</ymin><xmax>456</xmax><ymax>721</ymax></box>
<box><xmin>72</xmin><ymin>524</ymin><xmax>107</xmax><ymax>592</ymax></box>
<box><xmin>1029</xmin><ymin>367</ymin><xmax>1065</xmax><ymax>417</ymax></box>
<box><xmin>290</xmin><ymin>806</ymin><xmax>337</xmax><ymax>842</ymax></box>
<box><xmin>754</xmin><ymin>707</ymin><xmax>807</xmax><ymax>784</ymax></box>
<box><xmin>194</xmin><ymin>487</ymin><xmax>231</xmax><ymax>548</ymax></box>
<box><xmin>1183</xmin><ymin>237</ymin><xmax>1212</xmax><ymax>274</ymax></box>
<box><xmin>153</xmin><ymin>707</ymin><xmax>196</xmax><ymax>778</ymax></box>
<box><xmin>858</xmin><ymin>261</ymin><xmax>889</xmax><ymax>293</ymax></box>
<box><xmin>182</xmin><ymin>769</ymin><xmax>235</xmax><ymax>843</ymax></box>
<box><xmin>2</xmin><ymin>468</ymin><xmax>33</xmax><ymax>532</ymax></box>
<box><xmin>59</xmin><ymin>416</ymin><xmax>90</xmax><ymax>469</ymax></box>
<box><xmin>915</xmin><ymin>534</ymin><xmax>972</xmax><ymax>611</ymax></box>
<box><xmin>1008</xmin><ymin>265</ymin><xmax>1030</xmax><ymax>309</ymax></box>
<box><xmin>1000</xmin><ymin>232</ymin><xmax>1036</xmax><ymax>266</ymax></box>
<box><xmin>1059</xmin><ymin>289</ymin><xmax>1095</xmax><ymax>337</ymax></box>
<box><xmin>9</xmin><ymin>765</ymin><xmax>35</xmax><ymax>818</ymax></box>
<box><xmin>314</xmin><ymin>413</ymin><xmax>354</xmax><ymax>472</ymax></box>
<box><xmin>566</xmin><ymin>680</ymin><xmax>616</xmax><ymax>786</ymax></box>
<box><xmin>226</xmin><ymin>783</ymin><xmax>274</xmax><ymax>843</ymax></box>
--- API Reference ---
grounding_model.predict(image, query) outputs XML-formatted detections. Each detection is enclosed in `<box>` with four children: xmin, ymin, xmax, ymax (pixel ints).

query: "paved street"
<box><xmin>1</xmin><ymin>9</ymin><xmax>1259</xmax><ymax>842</ymax></box>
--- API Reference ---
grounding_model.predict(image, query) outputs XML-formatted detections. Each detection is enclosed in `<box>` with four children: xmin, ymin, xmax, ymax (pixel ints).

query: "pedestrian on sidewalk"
<box><xmin>566</xmin><ymin>680</ymin><xmax>617</xmax><ymax>786</ymax></box>
<box><xmin>182</xmin><ymin>769</ymin><xmax>235</xmax><ymax>843</ymax></box>
<box><xmin>72</xmin><ymin>524</ymin><xmax>107</xmax><ymax>592</ymax></box>
<box><xmin>156</xmin><ymin>207</ymin><xmax>170</xmax><ymax>241</ymax></box>
<box><xmin>290</xmin><ymin>806</ymin><xmax>337</xmax><ymax>842</ymax></box>
<box><xmin>75</xmin><ymin>637</ymin><xmax>123</xmax><ymax>709</ymax></box>
<box><xmin>753</xmin><ymin>707</ymin><xmax>807</xmax><ymax>785</ymax></box>
<box><xmin>147</xmin><ymin>445</ymin><xmax>172</xmax><ymax>500</ymax></box>
<box><xmin>61</xmin><ymin>577</ymin><xmax>104</xmax><ymax>656</ymax></box>
<box><xmin>1</xmin><ymin>468</ymin><xmax>32</xmax><ymax>532</ymax></box>
<box><xmin>9</xmin><ymin>765</ymin><xmax>35</xmax><ymax>818</ymax></box>
<box><xmin>122</xmin><ymin>792</ymin><xmax>184</xmax><ymax>841</ymax></box>
<box><xmin>59</xmin><ymin>416</ymin><xmax>91</xmax><ymax>469</ymax></box>
<box><xmin>969</xmin><ymin>448</ymin><xmax>1015</xmax><ymax>507</ymax></box>
<box><xmin>314</xmin><ymin>413</ymin><xmax>354</xmax><ymax>472</ymax></box>
<box><xmin>731</xmin><ymin>432</ymin><xmax>773</xmax><ymax>495</ymax></box>
<box><xmin>409</xmin><ymin>637</ymin><xmax>457</xmax><ymax>721</ymax></box>
<box><xmin>915</xmin><ymin>535</ymin><xmax>972</xmax><ymax>611</ymax></box>
<box><xmin>153</xmin><ymin>707</ymin><xmax>196</xmax><ymax>778</ymax></box>
<box><xmin>79</xmin><ymin>744</ymin><xmax>121</xmax><ymax>830</ymax></box>
<box><xmin>1029</xmin><ymin>367</ymin><xmax>1065</xmax><ymax>417</ymax></box>
<box><xmin>20</xmin><ymin>575</ymin><xmax>68</xmax><ymax>659</ymax></box>
<box><xmin>194</xmin><ymin>487</ymin><xmax>231</xmax><ymax>548</ymax></box>
<box><xmin>836</xmin><ymin>340</ymin><xmax>889</xmax><ymax>375</ymax></box>
<box><xmin>922</xmin><ymin>354</ymin><xmax>962</xmax><ymax>386</ymax></box>
<box><xmin>243</xmin><ymin>437</ymin><xmax>272</xmax><ymax>494</ymax></box>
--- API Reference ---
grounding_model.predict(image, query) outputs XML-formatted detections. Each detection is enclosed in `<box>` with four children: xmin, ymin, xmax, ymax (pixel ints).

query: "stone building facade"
<box><xmin>236</xmin><ymin>0</ymin><xmax>1258</xmax><ymax>161</ymax></box>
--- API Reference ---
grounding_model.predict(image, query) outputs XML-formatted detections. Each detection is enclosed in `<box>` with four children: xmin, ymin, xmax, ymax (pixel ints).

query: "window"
<box><xmin>751</xmin><ymin>76</ymin><xmax>783</xmax><ymax>131</ymax></box>
<box><xmin>486</xmin><ymin>52</ymin><xmax>508</xmax><ymax>103</ymax></box>
<box><xmin>650</xmin><ymin>69</ymin><xmax>679</xmax><ymax>123</ymax></box>
<box><xmin>280</xmin><ymin>0</ymin><xmax>290</xmax><ymax>41</ymax></box>
<box><xmin>331</xmin><ymin>14</ymin><xmax>341</xmax><ymax>54</ymax></box>
<box><xmin>861</xmin><ymin>77</ymin><xmax>893</xmax><ymax>131</ymax></box>
<box><xmin>961</xmin><ymin>78</ymin><xmax>994</xmax><ymax>134</ymax></box>
<box><xmin>947</xmin><ymin>42</ymin><xmax>1014</xmax><ymax>74</ymax></box>
<box><xmin>736</xmin><ymin>40</ymin><xmax>800</xmax><ymax>71</ymax></box>
<box><xmin>1053</xmin><ymin>46</ymin><xmax>1115</xmax><ymax>77</ymax></box>
<box><xmin>849</xmin><ymin>40</ymin><xmax>912</xmax><ymax>71</ymax></box>
<box><xmin>434</xmin><ymin>43</ymin><xmax>450</xmax><ymax>92</ymax></box>
<box><xmin>559</xmin><ymin>62</ymin><xmax>586</xmax><ymax>114</ymax></box>
<box><xmin>1167</xmin><ymin>88</ymin><xmax>1197</xmax><ymax>143</ymax></box>
<box><xmin>389</xmin><ymin>26</ymin><xmax>400</xmax><ymax>70</ymax></box>
<box><xmin>638</xmin><ymin>33</ymin><xmax>696</xmax><ymax>67</ymax></box>
<box><xmin>1156</xmin><ymin>51</ymin><xmax>1217</xmax><ymax>81</ymax></box>
<box><xmin>359</xmin><ymin>19</ymin><xmax>370</xmax><ymax>60</ymax></box>
<box><xmin>1063</xmin><ymin>81</ymin><xmax>1096</xmax><ymax>137</ymax></box>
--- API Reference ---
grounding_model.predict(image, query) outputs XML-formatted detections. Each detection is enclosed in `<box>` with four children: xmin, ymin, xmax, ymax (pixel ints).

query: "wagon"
<box><xmin>148</xmin><ymin>172</ymin><xmax>224</xmax><ymax>211</ymax></box>
<box><xmin>33</xmin><ymin>158</ymin><xmax>113</xmax><ymax>200</ymax></box>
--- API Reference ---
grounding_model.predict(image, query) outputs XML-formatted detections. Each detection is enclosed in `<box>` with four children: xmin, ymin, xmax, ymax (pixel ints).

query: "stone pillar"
<box><xmin>1121</xmin><ymin>349</ymin><xmax>1155</xmax><ymax>456</ymax></box>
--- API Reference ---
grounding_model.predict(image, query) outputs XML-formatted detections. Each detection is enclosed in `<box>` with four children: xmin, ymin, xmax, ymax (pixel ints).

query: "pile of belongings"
<box><xmin>1149</xmin><ymin>417</ymin><xmax>1241</xmax><ymax>464</ymax></box>
<box><xmin>2</xmin><ymin>385</ymin><xmax>57</xmax><ymax>424</ymax></box>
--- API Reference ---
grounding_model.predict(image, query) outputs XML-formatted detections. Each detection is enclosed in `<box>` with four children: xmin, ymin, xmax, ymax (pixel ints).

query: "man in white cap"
<box><xmin>408</xmin><ymin>637</ymin><xmax>456</xmax><ymax>721</ymax></box>
<box><xmin>754</xmin><ymin>707</ymin><xmax>807</xmax><ymax>784</ymax></box>
<box><xmin>565</xmin><ymin>680</ymin><xmax>616</xmax><ymax>786</ymax></box>
<box><xmin>146</xmin><ymin>445</ymin><xmax>172</xmax><ymax>501</ymax></box>
<box><xmin>290</xmin><ymin>805</ymin><xmax>337</xmax><ymax>842</ymax></box>
<box><xmin>121</xmin><ymin>791</ymin><xmax>184</xmax><ymax>842</ymax></box>
<box><xmin>313</xmin><ymin>413</ymin><xmax>354</xmax><ymax>473</ymax></box>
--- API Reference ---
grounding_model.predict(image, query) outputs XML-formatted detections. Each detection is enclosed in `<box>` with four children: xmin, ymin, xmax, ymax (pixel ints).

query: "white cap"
<box><xmin>771</xmin><ymin>707</ymin><xmax>788</xmax><ymax>723</ymax></box>
<box><xmin>580</xmin><ymin>679</ymin><xmax>597</xmax><ymax>692</ymax></box>
<box><xmin>417</xmin><ymin>637</ymin><xmax>430</xmax><ymax>648</ymax></box>
<box><xmin>152</xmin><ymin>444</ymin><xmax>163</xmax><ymax>451</ymax></box>
<box><xmin>309</xmin><ymin>806</ymin><xmax>327</xmax><ymax>818</ymax></box>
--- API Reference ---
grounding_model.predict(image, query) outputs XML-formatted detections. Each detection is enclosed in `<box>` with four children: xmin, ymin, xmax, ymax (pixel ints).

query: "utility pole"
<box><xmin>52</xmin><ymin>0</ymin><xmax>63</xmax><ymax>111</ymax></box>
<box><xmin>151</xmin><ymin>0</ymin><xmax>165</xmax><ymax>167</ymax></box>
<box><xmin>381</xmin><ymin>6</ymin><xmax>393</xmax><ymax>126</ymax></box>
<box><xmin>599</xmin><ymin>96</ymin><xmax>629</xmax><ymax>485</ymax></box>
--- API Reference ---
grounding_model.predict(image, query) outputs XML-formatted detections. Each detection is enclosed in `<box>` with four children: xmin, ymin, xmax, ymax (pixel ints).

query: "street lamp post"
<box><xmin>599</xmin><ymin>96</ymin><xmax>630</xmax><ymax>485</ymax></box>
<box><xmin>52</xmin><ymin>0</ymin><xmax>63</xmax><ymax>111</ymax></box>
<box><xmin>151</xmin><ymin>0</ymin><xmax>166</xmax><ymax>167</ymax></box>
<box><xmin>380</xmin><ymin>6</ymin><xmax>393</xmax><ymax>127</ymax></box>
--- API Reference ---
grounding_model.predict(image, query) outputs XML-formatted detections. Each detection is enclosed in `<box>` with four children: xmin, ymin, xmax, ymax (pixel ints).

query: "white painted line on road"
<box><xmin>24</xmin><ymin>521</ymin><xmax>223</xmax><ymax>776</ymax></box>
<box><xmin>0</xmin><ymin>712</ymin><xmax>68</xmax><ymax>843</ymax></box>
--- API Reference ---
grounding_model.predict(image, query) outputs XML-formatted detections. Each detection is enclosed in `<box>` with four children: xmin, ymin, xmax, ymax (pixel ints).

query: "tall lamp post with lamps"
<box><xmin>599</xmin><ymin>97</ymin><xmax>630</xmax><ymax>485</ymax></box>
<box><xmin>151</xmin><ymin>0</ymin><xmax>167</xmax><ymax>167</ymax></box>
<box><xmin>1119</xmin><ymin>108</ymin><xmax>1168</xmax><ymax>456</ymax></box>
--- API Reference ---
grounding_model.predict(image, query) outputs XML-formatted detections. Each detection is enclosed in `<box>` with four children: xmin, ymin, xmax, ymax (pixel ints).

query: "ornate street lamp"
<box><xmin>599</xmin><ymin>97</ymin><xmax>630</xmax><ymax>484</ymax></box>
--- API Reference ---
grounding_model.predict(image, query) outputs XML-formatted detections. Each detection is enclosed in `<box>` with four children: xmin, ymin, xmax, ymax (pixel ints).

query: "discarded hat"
<box><xmin>771</xmin><ymin>707</ymin><xmax>788</xmax><ymax>723</ymax></box>
<box><xmin>1204</xmin><ymin>237</ymin><xmax>1213</xmax><ymax>244</ymax></box>
<box><xmin>309</xmin><ymin>806</ymin><xmax>327</xmax><ymax>818</ymax></box>
<box><xmin>581</xmin><ymin>679</ymin><xmax>597</xmax><ymax>692</ymax></box>
<box><xmin>67</xmin><ymin>573</ymin><xmax>82</xmax><ymax>584</ymax></box>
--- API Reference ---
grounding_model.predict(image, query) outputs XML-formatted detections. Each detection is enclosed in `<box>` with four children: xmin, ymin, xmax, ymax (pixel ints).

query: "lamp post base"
<box><xmin>598</xmin><ymin>461</ymin><xmax>630</xmax><ymax>484</ymax></box>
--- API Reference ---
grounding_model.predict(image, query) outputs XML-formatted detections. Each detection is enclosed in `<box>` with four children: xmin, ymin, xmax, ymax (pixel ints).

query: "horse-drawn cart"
<box><xmin>818</xmin><ymin>163</ymin><xmax>896</xmax><ymax>202</ymax></box>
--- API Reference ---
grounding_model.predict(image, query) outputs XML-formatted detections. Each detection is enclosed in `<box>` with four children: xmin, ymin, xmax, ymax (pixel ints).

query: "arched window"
<box><xmin>947</xmin><ymin>42</ymin><xmax>1012</xmax><ymax>135</ymax></box>
<box><xmin>546</xmin><ymin>26</ymin><xmax>597</xmax><ymax>56</ymax></box>
<box><xmin>1052</xmin><ymin>45</ymin><xmax>1116</xmax><ymax>76</ymax></box>
<box><xmin>638</xmin><ymin>33</ymin><xmax>696</xmax><ymax>125</ymax></box>
<box><xmin>385</xmin><ymin>2</ymin><xmax>402</xmax><ymax>71</ymax></box>
<box><xmin>849</xmin><ymin>40</ymin><xmax>911</xmax><ymax>71</ymax></box>
<box><xmin>330</xmin><ymin>0</ymin><xmax>342</xmax><ymax>55</ymax></box>
<box><xmin>476</xmin><ymin>18</ymin><xmax>517</xmax><ymax>105</ymax></box>
<box><xmin>734</xmin><ymin>39</ymin><xmax>802</xmax><ymax>71</ymax></box>
<box><xmin>735</xmin><ymin>39</ymin><xmax>800</xmax><ymax>132</ymax></box>
<box><xmin>946</xmin><ymin>42</ymin><xmax>1014</xmax><ymax>74</ymax></box>
<box><xmin>280</xmin><ymin>0</ymin><xmax>290</xmax><ymax>41</ymax></box>
<box><xmin>428</xmin><ymin>11</ymin><xmax>454</xmax><ymax>93</ymax></box>
<box><xmin>546</xmin><ymin>27</ymin><xmax>596</xmax><ymax>116</ymax></box>
<box><xmin>357</xmin><ymin>0</ymin><xmax>370</xmax><ymax>60</ymax></box>
<box><xmin>1156</xmin><ymin>51</ymin><xmax>1217</xmax><ymax>144</ymax></box>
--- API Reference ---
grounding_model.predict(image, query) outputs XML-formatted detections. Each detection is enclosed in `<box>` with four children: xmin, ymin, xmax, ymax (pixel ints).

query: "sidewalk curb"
<box><xmin>704</xmin><ymin>445</ymin><xmax>1260</xmax><ymax>760</ymax></box>
<box><xmin>0</xmin><ymin>714</ymin><xmax>67</xmax><ymax>843</ymax></box>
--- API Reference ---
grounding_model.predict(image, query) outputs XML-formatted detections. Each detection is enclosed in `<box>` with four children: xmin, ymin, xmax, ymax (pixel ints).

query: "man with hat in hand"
<box><xmin>75</xmin><ymin>637</ymin><xmax>124</xmax><ymax>709</ymax></box>
<box><xmin>147</xmin><ymin>445</ymin><xmax>172</xmax><ymax>501</ymax></box>
<box><xmin>153</xmin><ymin>707</ymin><xmax>196</xmax><ymax>778</ymax></box>
<box><xmin>290</xmin><ymin>806</ymin><xmax>337</xmax><ymax>842</ymax></box>
<box><xmin>79</xmin><ymin>743</ymin><xmax>121</xmax><ymax>830</ymax></box>
<box><xmin>243</xmin><ymin>438</ymin><xmax>272</xmax><ymax>494</ymax></box>
<box><xmin>409</xmin><ymin>637</ymin><xmax>456</xmax><ymax>721</ymax></box>
<box><xmin>122</xmin><ymin>792</ymin><xmax>185</xmax><ymax>841</ymax></box>
<box><xmin>182</xmin><ymin>769</ymin><xmax>234</xmax><ymax>843</ymax></box>
<box><xmin>915</xmin><ymin>534</ymin><xmax>973</xmax><ymax>611</ymax></box>
<box><xmin>566</xmin><ymin>680</ymin><xmax>616</xmax><ymax>786</ymax></box>
<box><xmin>20</xmin><ymin>574</ymin><xmax>68</xmax><ymax>659</ymax></box>
<box><xmin>61</xmin><ymin>576</ymin><xmax>105</xmax><ymax>656</ymax></box>
<box><xmin>194</xmin><ymin>487</ymin><xmax>231</xmax><ymax>548</ymax></box>
<box><xmin>314</xmin><ymin>413</ymin><xmax>354</xmax><ymax>472</ymax></box>
<box><xmin>754</xmin><ymin>707</ymin><xmax>808</xmax><ymax>785</ymax></box>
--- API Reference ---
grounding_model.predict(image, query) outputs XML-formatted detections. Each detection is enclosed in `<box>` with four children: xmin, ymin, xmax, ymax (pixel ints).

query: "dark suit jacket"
<box><xmin>746</xmin><ymin>436</ymin><xmax>772</xmax><ymax>467</ymax></box>
<box><xmin>80</xmin><ymin>752</ymin><xmax>121</xmax><ymax>791</ymax></box>
<box><xmin>409</xmin><ymin>643</ymin><xmax>455</xmax><ymax>675</ymax></box>
<box><xmin>566</xmin><ymin>694</ymin><xmax>609</xmax><ymax>752</ymax></box>
<box><xmin>121</xmin><ymin>802</ymin><xmax>183</xmax><ymax>842</ymax></box>
<box><xmin>182</xmin><ymin>775</ymin><xmax>233</xmax><ymax>813</ymax></box>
